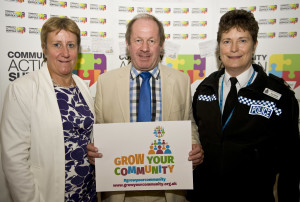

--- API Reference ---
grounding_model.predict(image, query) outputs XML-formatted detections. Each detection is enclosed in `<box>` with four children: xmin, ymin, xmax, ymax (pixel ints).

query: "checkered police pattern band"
<box><xmin>197</xmin><ymin>94</ymin><xmax>217</xmax><ymax>102</ymax></box>
<box><xmin>238</xmin><ymin>96</ymin><xmax>282</xmax><ymax>116</ymax></box>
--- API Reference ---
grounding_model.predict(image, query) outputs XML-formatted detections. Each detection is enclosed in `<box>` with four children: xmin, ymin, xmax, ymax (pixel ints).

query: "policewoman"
<box><xmin>188</xmin><ymin>9</ymin><xmax>300</xmax><ymax>202</ymax></box>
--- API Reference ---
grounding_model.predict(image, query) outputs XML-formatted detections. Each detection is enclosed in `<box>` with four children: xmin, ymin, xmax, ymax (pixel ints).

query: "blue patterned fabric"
<box><xmin>54</xmin><ymin>85</ymin><xmax>96</xmax><ymax>202</ymax></box>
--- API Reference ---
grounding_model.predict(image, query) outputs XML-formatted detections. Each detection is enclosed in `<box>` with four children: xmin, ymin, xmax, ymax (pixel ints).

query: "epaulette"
<box><xmin>269</xmin><ymin>73</ymin><xmax>294</xmax><ymax>93</ymax></box>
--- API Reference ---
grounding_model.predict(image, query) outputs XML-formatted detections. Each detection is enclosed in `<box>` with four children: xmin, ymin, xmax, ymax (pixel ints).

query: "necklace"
<box><xmin>52</xmin><ymin>78</ymin><xmax>75</xmax><ymax>88</ymax></box>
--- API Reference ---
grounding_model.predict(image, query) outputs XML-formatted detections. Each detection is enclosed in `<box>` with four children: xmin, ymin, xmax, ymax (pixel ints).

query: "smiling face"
<box><xmin>43</xmin><ymin>29</ymin><xmax>78</xmax><ymax>81</ymax></box>
<box><xmin>219</xmin><ymin>27</ymin><xmax>258</xmax><ymax>77</ymax></box>
<box><xmin>126</xmin><ymin>18</ymin><xmax>163</xmax><ymax>72</ymax></box>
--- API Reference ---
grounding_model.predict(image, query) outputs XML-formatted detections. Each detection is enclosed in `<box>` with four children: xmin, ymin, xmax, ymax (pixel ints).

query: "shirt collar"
<box><xmin>224</xmin><ymin>65</ymin><xmax>254</xmax><ymax>88</ymax></box>
<box><xmin>130</xmin><ymin>65</ymin><xmax>160</xmax><ymax>80</ymax></box>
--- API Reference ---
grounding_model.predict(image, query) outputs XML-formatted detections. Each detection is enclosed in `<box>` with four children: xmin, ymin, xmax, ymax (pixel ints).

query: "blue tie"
<box><xmin>137</xmin><ymin>72</ymin><xmax>152</xmax><ymax>122</ymax></box>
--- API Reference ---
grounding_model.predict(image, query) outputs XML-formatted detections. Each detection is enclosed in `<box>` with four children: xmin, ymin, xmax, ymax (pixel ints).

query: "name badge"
<box><xmin>249</xmin><ymin>104</ymin><xmax>273</xmax><ymax>119</ymax></box>
<box><xmin>263</xmin><ymin>88</ymin><xmax>281</xmax><ymax>100</ymax></box>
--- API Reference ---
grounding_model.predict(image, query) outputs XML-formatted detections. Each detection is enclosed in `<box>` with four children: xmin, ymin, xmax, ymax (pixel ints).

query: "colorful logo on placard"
<box><xmin>74</xmin><ymin>53</ymin><xmax>107</xmax><ymax>87</ymax></box>
<box><xmin>113</xmin><ymin>126</ymin><xmax>175</xmax><ymax>176</ymax></box>
<box><xmin>166</xmin><ymin>54</ymin><xmax>206</xmax><ymax>83</ymax></box>
<box><xmin>148</xmin><ymin>126</ymin><xmax>172</xmax><ymax>155</ymax></box>
<box><xmin>269</xmin><ymin>54</ymin><xmax>300</xmax><ymax>89</ymax></box>
<box><xmin>165</xmin><ymin>34</ymin><xmax>170</xmax><ymax>39</ymax></box>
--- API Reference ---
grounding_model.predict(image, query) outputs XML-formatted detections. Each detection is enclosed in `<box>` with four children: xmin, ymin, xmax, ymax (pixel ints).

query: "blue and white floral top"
<box><xmin>54</xmin><ymin>85</ymin><xmax>96</xmax><ymax>202</ymax></box>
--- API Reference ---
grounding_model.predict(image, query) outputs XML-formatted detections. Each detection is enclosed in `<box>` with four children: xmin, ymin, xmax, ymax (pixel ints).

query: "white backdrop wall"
<box><xmin>0</xmin><ymin>0</ymin><xmax>299</xmax><ymax>201</ymax></box>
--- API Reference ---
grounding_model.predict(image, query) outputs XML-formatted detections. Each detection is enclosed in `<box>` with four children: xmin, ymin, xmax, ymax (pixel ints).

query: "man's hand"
<box><xmin>188</xmin><ymin>144</ymin><xmax>204</xmax><ymax>168</ymax></box>
<box><xmin>87</xmin><ymin>143</ymin><xmax>103</xmax><ymax>165</ymax></box>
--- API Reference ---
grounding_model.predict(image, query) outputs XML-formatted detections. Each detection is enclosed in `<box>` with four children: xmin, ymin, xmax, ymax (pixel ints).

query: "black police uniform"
<box><xmin>188</xmin><ymin>64</ymin><xmax>300</xmax><ymax>202</ymax></box>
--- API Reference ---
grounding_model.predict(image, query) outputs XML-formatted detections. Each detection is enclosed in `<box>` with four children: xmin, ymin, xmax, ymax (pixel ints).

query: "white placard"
<box><xmin>94</xmin><ymin>121</ymin><xmax>193</xmax><ymax>192</ymax></box>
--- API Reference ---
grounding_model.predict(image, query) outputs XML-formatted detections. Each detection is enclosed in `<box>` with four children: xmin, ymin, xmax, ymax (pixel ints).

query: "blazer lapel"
<box><xmin>116</xmin><ymin>66</ymin><xmax>131</xmax><ymax>122</ymax></box>
<box><xmin>160</xmin><ymin>64</ymin><xmax>175</xmax><ymax>121</ymax></box>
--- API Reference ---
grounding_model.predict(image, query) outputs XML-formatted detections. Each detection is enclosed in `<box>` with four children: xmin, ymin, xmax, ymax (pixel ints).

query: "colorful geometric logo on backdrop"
<box><xmin>288</xmin><ymin>32</ymin><xmax>297</xmax><ymax>38</ymax></box>
<box><xmin>267</xmin><ymin>32</ymin><xmax>276</xmax><ymax>38</ymax></box>
<box><xmin>199</xmin><ymin>21</ymin><xmax>207</xmax><ymax>26</ymax></box>
<box><xmin>16</xmin><ymin>11</ymin><xmax>25</xmax><ymax>18</ymax></box>
<box><xmin>181</xmin><ymin>34</ymin><xmax>188</xmax><ymax>39</ymax></box>
<box><xmin>181</xmin><ymin>21</ymin><xmax>189</xmax><ymax>26</ymax></box>
<box><xmin>99</xmin><ymin>18</ymin><xmax>106</xmax><ymax>24</ymax></box>
<box><xmin>269</xmin><ymin>54</ymin><xmax>300</xmax><ymax>89</ymax></box>
<box><xmin>145</xmin><ymin>8</ymin><xmax>152</xmax><ymax>13</ymax></box>
<box><xmin>40</xmin><ymin>0</ymin><xmax>46</xmax><ymax>5</ymax></box>
<box><xmin>289</xmin><ymin>18</ymin><xmax>298</xmax><ymax>24</ymax></box>
<box><xmin>181</xmin><ymin>8</ymin><xmax>189</xmax><ymax>14</ymax></box>
<box><xmin>16</xmin><ymin>27</ymin><xmax>26</xmax><ymax>33</ymax></box>
<box><xmin>165</xmin><ymin>34</ymin><xmax>170</xmax><ymax>39</ymax></box>
<box><xmin>38</xmin><ymin>13</ymin><xmax>47</xmax><ymax>20</ymax></box>
<box><xmin>247</xmin><ymin>6</ymin><xmax>256</xmax><ymax>12</ymax></box>
<box><xmin>268</xmin><ymin>5</ymin><xmax>277</xmax><ymax>11</ymax></box>
<box><xmin>99</xmin><ymin>5</ymin><xmax>106</xmax><ymax>11</ymax></box>
<box><xmin>127</xmin><ymin>7</ymin><xmax>134</xmax><ymax>13</ymax></box>
<box><xmin>290</xmin><ymin>4</ymin><xmax>299</xmax><ymax>10</ymax></box>
<box><xmin>79</xmin><ymin>17</ymin><xmax>87</xmax><ymax>23</ymax></box>
<box><xmin>59</xmin><ymin>1</ymin><xmax>67</xmax><ymax>8</ymax></box>
<box><xmin>267</xmin><ymin>19</ymin><xmax>276</xmax><ymax>25</ymax></box>
<box><xmin>28</xmin><ymin>0</ymin><xmax>46</xmax><ymax>5</ymax></box>
<box><xmin>99</xmin><ymin>32</ymin><xmax>106</xmax><ymax>38</ymax></box>
<box><xmin>166</xmin><ymin>54</ymin><xmax>206</xmax><ymax>84</ymax></box>
<box><xmin>199</xmin><ymin>8</ymin><xmax>207</xmax><ymax>14</ymax></box>
<box><xmin>163</xmin><ymin>8</ymin><xmax>171</xmax><ymax>13</ymax></box>
<box><xmin>148</xmin><ymin>126</ymin><xmax>172</xmax><ymax>155</ymax></box>
<box><xmin>162</xmin><ymin>21</ymin><xmax>171</xmax><ymax>26</ymax></box>
<box><xmin>80</xmin><ymin>31</ymin><xmax>87</xmax><ymax>36</ymax></box>
<box><xmin>79</xmin><ymin>3</ymin><xmax>87</xmax><ymax>9</ymax></box>
<box><xmin>74</xmin><ymin>53</ymin><xmax>107</xmax><ymax>87</ymax></box>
